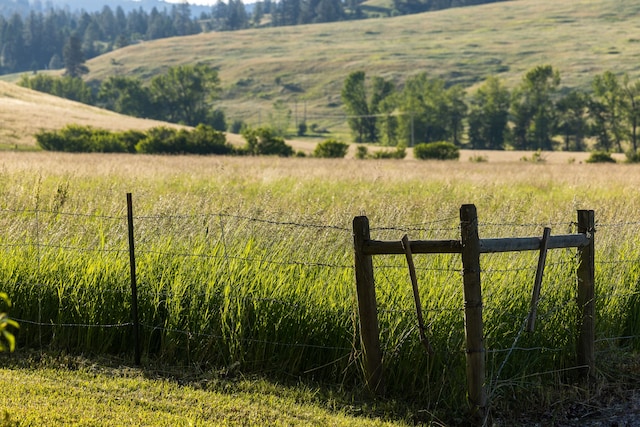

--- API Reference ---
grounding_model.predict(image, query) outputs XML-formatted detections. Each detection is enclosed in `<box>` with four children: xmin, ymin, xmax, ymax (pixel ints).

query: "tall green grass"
<box><xmin>1</xmin><ymin>155</ymin><xmax>640</xmax><ymax>419</ymax></box>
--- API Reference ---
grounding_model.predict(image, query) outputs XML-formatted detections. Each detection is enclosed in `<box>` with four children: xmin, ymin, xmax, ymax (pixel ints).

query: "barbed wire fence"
<box><xmin>1</xmin><ymin>198</ymin><xmax>640</xmax><ymax>411</ymax></box>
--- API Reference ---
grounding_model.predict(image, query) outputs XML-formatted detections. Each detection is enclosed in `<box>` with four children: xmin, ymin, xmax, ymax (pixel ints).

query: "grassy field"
<box><xmin>0</xmin><ymin>353</ymin><xmax>406</xmax><ymax>426</ymax></box>
<box><xmin>1</xmin><ymin>152</ymin><xmax>639</xmax><ymax>423</ymax></box>
<box><xmin>78</xmin><ymin>0</ymin><xmax>640</xmax><ymax>133</ymax></box>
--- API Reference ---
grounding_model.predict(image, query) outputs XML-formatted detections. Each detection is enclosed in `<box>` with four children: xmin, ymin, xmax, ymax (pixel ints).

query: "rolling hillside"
<box><xmin>83</xmin><ymin>0</ymin><xmax>640</xmax><ymax>132</ymax></box>
<box><xmin>0</xmin><ymin>81</ymin><xmax>187</xmax><ymax>149</ymax></box>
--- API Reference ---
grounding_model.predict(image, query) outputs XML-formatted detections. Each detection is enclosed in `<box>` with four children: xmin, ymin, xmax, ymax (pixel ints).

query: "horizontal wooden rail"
<box><xmin>361</xmin><ymin>234</ymin><xmax>589</xmax><ymax>256</ymax></box>
<box><xmin>363</xmin><ymin>239</ymin><xmax>462</xmax><ymax>255</ymax></box>
<box><xmin>480</xmin><ymin>234</ymin><xmax>590</xmax><ymax>253</ymax></box>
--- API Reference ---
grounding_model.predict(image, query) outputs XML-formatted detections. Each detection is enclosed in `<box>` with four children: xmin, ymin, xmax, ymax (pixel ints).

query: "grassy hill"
<box><xmin>83</xmin><ymin>0</ymin><xmax>640</xmax><ymax>135</ymax></box>
<box><xmin>0</xmin><ymin>81</ymin><xmax>190</xmax><ymax>149</ymax></box>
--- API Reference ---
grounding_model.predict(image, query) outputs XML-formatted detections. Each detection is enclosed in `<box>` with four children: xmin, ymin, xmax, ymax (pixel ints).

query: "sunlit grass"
<box><xmin>1</xmin><ymin>152</ymin><xmax>639</xmax><ymax>419</ymax></box>
<box><xmin>0</xmin><ymin>358</ymin><xmax>405</xmax><ymax>426</ymax></box>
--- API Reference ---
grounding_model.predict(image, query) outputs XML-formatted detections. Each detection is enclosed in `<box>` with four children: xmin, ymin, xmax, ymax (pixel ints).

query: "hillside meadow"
<box><xmin>1</xmin><ymin>151</ymin><xmax>639</xmax><ymax>423</ymax></box>
<box><xmin>1</xmin><ymin>78</ymin><xmax>622</xmax><ymax>162</ymax></box>
<box><xmin>81</xmin><ymin>0</ymin><xmax>640</xmax><ymax>133</ymax></box>
<box><xmin>0</xmin><ymin>81</ymin><xmax>191</xmax><ymax>149</ymax></box>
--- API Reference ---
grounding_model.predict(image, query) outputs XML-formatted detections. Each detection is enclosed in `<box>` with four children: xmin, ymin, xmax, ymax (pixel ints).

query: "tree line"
<box><xmin>0</xmin><ymin>0</ymin><xmax>508</xmax><ymax>76</ymax></box>
<box><xmin>0</xmin><ymin>4</ymin><xmax>200</xmax><ymax>75</ymax></box>
<box><xmin>341</xmin><ymin>66</ymin><xmax>640</xmax><ymax>154</ymax></box>
<box><xmin>19</xmin><ymin>64</ymin><xmax>227</xmax><ymax>130</ymax></box>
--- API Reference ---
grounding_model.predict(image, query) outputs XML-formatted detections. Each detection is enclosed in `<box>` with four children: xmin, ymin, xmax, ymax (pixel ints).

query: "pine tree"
<box><xmin>63</xmin><ymin>34</ymin><xmax>88</xmax><ymax>78</ymax></box>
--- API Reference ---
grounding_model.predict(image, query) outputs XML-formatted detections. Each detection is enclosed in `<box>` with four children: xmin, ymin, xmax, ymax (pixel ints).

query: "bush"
<box><xmin>119</xmin><ymin>130</ymin><xmax>147</xmax><ymax>153</ymax></box>
<box><xmin>355</xmin><ymin>145</ymin><xmax>368</xmax><ymax>159</ymax></box>
<box><xmin>469</xmin><ymin>155</ymin><xmax>488</xmax><ymax>163</ymax></box>
<box><xmin>242</xmin><ymin>127</ymin><xmax>294</xmax><ymax>157</ymax></box>
<box><xmin>37</xmin><ymin>125</ymin><xmax>232</xmax><ymax>155</ymax></box>
<box><xmin>586</xmin><ymin>151</ymin><xmax>616</xmax><ymax>163</ymax></box>
<box><xmin>184</xmin><ymin>124</ymin><xmax>233</xmax><ymax>155</ymax></box>
<box><xmin>135</xmin><ymin>127</ymin><xmax>186</xmax><ymax>154</ymax></box>
<box><xmin>229</xmin><ymin>119</ymin><xmax>246</xmax><ymax>134</ymax></box>
<box><xmin>371</xmin><ymin>147</ymin><xmax>406</xmax><ymax>159</ymax></box>
<box><xmin>520</xmin><ymin>150</ymin><xmax>546</xmax><ymax>163</ymax></box>
<box><xmin>413</xmin><ymin>141</ymin><xmax>459</xmax><ymax>160</ymax></box>
<box><xmin>36</xmin><ymin>125</ymin><xmax>125</xmax><ymax>152</ymax></box>
<box><xmin>313</xmin><ymin>138</ymin><xmax>349</xmax><ymax>158</ymax></box>
<box><xmin>625</xmin><ymin>149</ymin><xmax>640</xmax><ymax>163</ymax></box>
<box><xmin>297</xmin><ymin>121</ymin><xmax>308</xmax><ymax>137</ymax></box>
<box><xmin>208</xmin><ymin>109</ymin><xmax>227</xmax><ymax>132</ymax></box>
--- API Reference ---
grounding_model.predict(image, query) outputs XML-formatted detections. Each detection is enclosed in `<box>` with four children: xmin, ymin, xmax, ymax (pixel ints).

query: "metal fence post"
<box><xmin>127</xmin><ymin>193</ymin><xmax>141</xmax><ymax>366</ymax></box>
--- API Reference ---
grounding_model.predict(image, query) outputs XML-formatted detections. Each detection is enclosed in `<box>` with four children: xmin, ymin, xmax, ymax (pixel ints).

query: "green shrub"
<box><xmin>586</xmin><ymin>151</ymin><xmax>616</xmax><ymax>163</ymax></box>
<box><xmin>135</xmin><ymin>127</ymin><xmax>186</xmax><ymax>154</ymax></box>
<box><xmin>469</xmin><ymin>155</ymin><xmax>488</xmax><ymax>163</ymax></box>
<box><xmin>355</xmin><ymin>145</ymin><xmax>368</xmax><ymax>159</ymax></box>
<box><xmin>242</xmin><ymin>127</ymin><xmax>294</xmax><ymax>157</ymax></box>
<box><xmin>36</xmin><ymin>125</ymin><xmax>118</xmax><ymax>152</ymax></box>
<box><xmin>625</xmin><ymin>149</ymin><xmax>640</xmax><ymax>163</ymax></box>
<box><xmin>119</xmin><ymin>130</ymin><xmax>147</xmax><ymax>153</ymax></box>
<box><xmin>371</xmin><ymin>147</ymin><xmax>406</xmax><ymax>159</ymax></box>
<box><xmin>413</xmin><ymin>141</ymin><xmax>459</xmax><ymax>160</ymax></box>
<box><xmin>184</xmin><ymin>124</ymin><xmax>233</xmax><ymax>155</ymax></box>
<box><xmin>520</xmin><ymin>150</ymin><xmax>546</xmax><ymax>163</ymax></box>
<box><xmin>313</xmin><ymin>138</ymin><xmax>349</xmax><ymax>158</ymax></box>
<box><xmin>297</xmin><ymin>121</ymin><xmax>308</xmax><ymax>136</ymax></box>
<box><xmin>229</xmin><ymin>119</ymin><xmax>246</xmax><ymax>134</ymax></box>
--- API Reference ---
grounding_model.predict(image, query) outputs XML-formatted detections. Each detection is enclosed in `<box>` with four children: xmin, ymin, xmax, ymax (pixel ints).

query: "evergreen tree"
<box><xmin>63</xmin><ymin>34</ymin><xmax>88</xmax><ymax>78</ymax></box>
<box><xmin>98</xmin><ymin>5</ymin><xmax>118</xmax><ymax>42</ymax></box>
<box><xmin>252</xmin><ymin>1</ymin><xmax>264</xmax><ymax>26</ymax></box>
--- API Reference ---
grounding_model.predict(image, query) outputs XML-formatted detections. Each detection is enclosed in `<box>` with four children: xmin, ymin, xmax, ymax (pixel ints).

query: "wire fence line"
<box><xmin>1</xmin><ymin>205</ymin><xmax>640</xmax><ymax>393</ymax></box>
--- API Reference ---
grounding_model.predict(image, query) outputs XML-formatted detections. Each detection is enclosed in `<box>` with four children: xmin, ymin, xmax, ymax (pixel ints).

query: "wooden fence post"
<box><xmin>127</xmin><ymin>193</ymin><xmax>141</xmax><ymax>366</ymax></box>
<box><xmin>576</xmin><ymin>210</ymin><xmax>595</xmax><ymax>377</ymax></box>
<box><xmin>460</xmin><ymin>204</ymin><xmax>487</xmax><ymax>414</ymax></box>
<box><xmin>353</xmin><ymin>216</ymin><xmax>384</xmax><ymax>394</ymax></box>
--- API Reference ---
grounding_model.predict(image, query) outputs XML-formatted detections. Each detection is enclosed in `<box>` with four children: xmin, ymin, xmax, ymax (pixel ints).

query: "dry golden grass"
<box><xmin>0</xmin><ymin>81</ymin><xmax>185</xmax><ymax>148</ymax></box>
<box><xmin>0</xmin><ymin>150</ymin><xmax>634</xmax><ymax>183</ymax></box>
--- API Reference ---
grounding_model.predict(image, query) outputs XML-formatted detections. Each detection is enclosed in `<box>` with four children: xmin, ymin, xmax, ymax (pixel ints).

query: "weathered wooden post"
<box><xmin>576</xmin><ymin>210</ymin><xmax>595</xmax><ymax>377</ymax></box>
<box><xmin>353</xmin><ymin>216</ymin><xmax>384</xmax><ymax>394</ymax></box>
<box><xmin>459</xmin><ymin>204</ymin><xmax>486</xmax><ymax>415</ymax></box>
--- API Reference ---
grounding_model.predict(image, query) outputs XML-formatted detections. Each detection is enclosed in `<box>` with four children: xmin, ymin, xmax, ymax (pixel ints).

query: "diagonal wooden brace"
<box><xmin>402</xmin><ymin>234</ymin><xmax>434</xmax><ymax>355</ymax></box>
<box><xmin>526</xmin><ymin>227</ymin><xmax>551</xmax><ymax>332</ymax></box>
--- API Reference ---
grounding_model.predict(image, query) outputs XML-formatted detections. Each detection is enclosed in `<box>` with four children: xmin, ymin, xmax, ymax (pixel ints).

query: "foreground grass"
<box><xmin>2</xmin><ymin>153</ymin><xmax>640</xmax><ymax>422</ymax></box>
<box><xmin>0</xmin><ymin>353</ymin><xmax>407</xmax><ymax>427</ymax></box>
